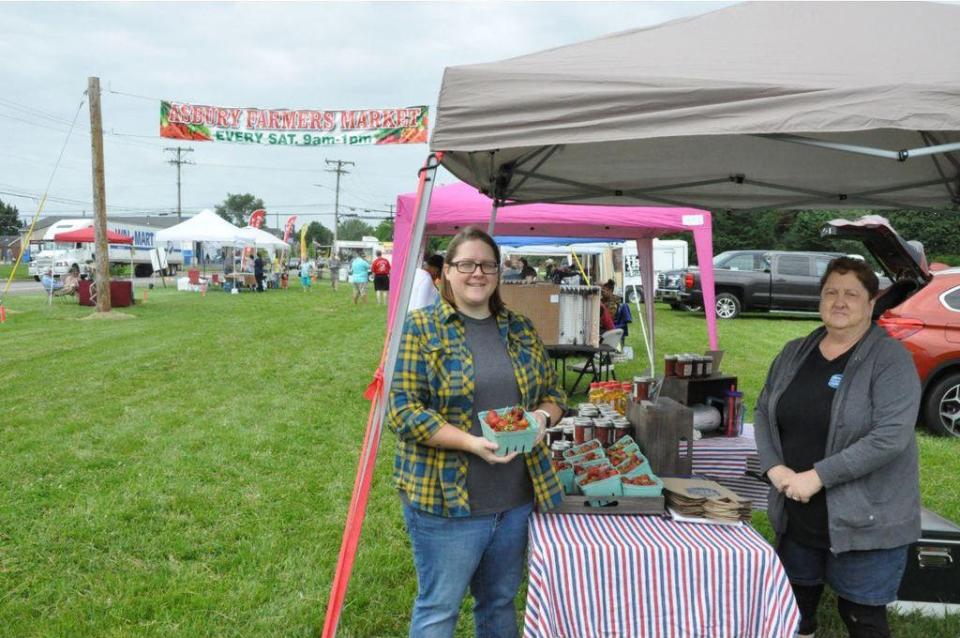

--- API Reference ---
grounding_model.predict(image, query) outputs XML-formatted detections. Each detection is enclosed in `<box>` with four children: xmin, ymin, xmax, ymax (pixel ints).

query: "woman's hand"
<box><xmin>783</xmin><ymin>469</ymin><xmax>823</xmax><ymax>504</ymax></box>
<box><xmin>766</xmin><ymin>465</ymin><xmax>796</xmax><ymax>493</ymax></box>
<box><xmin>531</xmin><ymin>410</ymin><xmax>550</xmax><ymax>446</ymax></box>
<box><xmin>468</xmin><ymin>435</ymin><xmax>519</xmax><ymax>464</ymax></box>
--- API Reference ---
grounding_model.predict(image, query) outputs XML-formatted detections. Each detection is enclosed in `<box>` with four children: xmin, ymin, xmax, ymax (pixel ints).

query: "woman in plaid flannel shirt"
<box><xmin>388</xmin><ymin>227</ymin><xmax>565</xmax><ymax>638</ymax></box>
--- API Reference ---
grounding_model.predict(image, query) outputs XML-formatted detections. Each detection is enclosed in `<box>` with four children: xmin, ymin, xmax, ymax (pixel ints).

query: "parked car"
<box><xmin>287</xmin><ymin>257</ymin><xmax>301</xmax><ymax>271</ymax></box>
<box><xmin>669</xmin><ymin>250</ymin><xmax>847</xmax><ymax>319</ymax></box>
<box><xmin>823</xmin><ymin>216</ymin><xmax>960</xmax><ymax>438</ymax></box>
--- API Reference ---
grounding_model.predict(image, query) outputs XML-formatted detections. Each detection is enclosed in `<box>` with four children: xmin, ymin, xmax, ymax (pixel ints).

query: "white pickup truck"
<box><xmin>28</xmin><ymin>219</ymin><xmax>185</xmax><ymax>279</ymax></box>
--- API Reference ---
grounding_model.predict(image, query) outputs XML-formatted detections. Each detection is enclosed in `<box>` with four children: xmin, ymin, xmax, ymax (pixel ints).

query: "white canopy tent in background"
<box><xmin>155</xmin><ymin>209</ymin><xmax>250</xmax><ymax>245</ymax></box>
<box><xmin>238</xmin><ymin>226</ymin><xmax>290</xmax><ymax>251</ymax></box>
<box><xmin>322</xmin><ymin>3</ymin><xmax>960</xmax><ymax>635</ymax></box>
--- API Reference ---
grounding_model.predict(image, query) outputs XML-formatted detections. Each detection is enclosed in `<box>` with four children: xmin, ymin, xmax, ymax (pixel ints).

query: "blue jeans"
<box><xmin>402</xmin><ymin>499</ymin><xmax>533</xmax><ymax>638</ymax></box>
<box><xmin>777</xmin><ymin>535</ymin><xmax>909</xmax><ymax>606</ymax></box>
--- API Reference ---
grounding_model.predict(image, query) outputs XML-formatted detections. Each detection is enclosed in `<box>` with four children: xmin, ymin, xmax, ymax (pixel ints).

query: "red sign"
<box><xmin>283</xmin><ymin>216</ymin><xmax>297</xmax><ymax>243</ymax></box>
<box><xmin>249</xmin><ymin>209</ymin><xmax>266</xmax><ymax>229</ymax></box>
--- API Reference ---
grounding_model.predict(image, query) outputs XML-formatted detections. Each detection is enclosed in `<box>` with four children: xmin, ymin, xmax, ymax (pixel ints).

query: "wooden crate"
<box><xmin>627</xmin><ymin>396</ymin><xmax>693</xmax><ymax>476</ymax></box>
<box><xmin>659</xmin><ymin>374</ymin><xmax>738</xmax><ymax>407</ymax></box>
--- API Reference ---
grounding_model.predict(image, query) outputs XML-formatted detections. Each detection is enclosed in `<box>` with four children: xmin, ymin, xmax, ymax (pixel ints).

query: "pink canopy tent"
<box><xmin>389</xmin><ymin>182</ymin><xmax>718</xmax><ymax>352</ymax></box>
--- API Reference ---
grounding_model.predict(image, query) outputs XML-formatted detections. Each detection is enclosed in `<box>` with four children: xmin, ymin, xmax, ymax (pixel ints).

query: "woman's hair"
<box><xmin>819</xmin><ymin>256</ymin><xmax>880</xmax><ymax>299</ymax></box>
<box><xmin>440</xmin><ymin>226</ymin><xmax>505</xmax><ymax>315</ymax></box>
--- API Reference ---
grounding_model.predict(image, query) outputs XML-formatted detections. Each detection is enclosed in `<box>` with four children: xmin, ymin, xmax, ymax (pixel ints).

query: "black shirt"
<box><xmin>462</xmin><ymin>314</ymin><xmax>534</xmax><ymax>515</ymax></box>
<box><xmin>775</xmin><ymin>341</ymin><xmax>855</xmax><ymax>548</ymax></box>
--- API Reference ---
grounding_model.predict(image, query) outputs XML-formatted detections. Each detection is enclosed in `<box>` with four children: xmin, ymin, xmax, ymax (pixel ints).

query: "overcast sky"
<box><xmin>0</xmin><ymin>1</ymin><xmax>732</xmax><ymax>231</ymax></box>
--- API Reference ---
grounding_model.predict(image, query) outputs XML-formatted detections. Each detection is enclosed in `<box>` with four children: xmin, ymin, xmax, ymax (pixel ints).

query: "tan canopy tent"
<box><xmin>322</xmin><ymin>4</ymin><xmax>960</xmax><ymax>634</ymax></box>
<box><xmin>432</xmin><ymin>1</ymin><xmax>960</xmax><ymax>212</ymax></box>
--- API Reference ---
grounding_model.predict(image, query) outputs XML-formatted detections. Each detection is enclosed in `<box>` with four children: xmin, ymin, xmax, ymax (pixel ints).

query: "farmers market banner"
<box><xmin>160</xmin><ymin>101</ymin><xmax>428</xmax><ymax>146</ymax></box>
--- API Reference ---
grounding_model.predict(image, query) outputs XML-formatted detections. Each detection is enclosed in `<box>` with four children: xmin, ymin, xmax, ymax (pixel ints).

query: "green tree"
<box><xmin>304</xmin><ymin>221</ymin><xmax>333</xmax><ymax>249</ymax></box>
<box><xmin>372</xmin><ymin>219</ymin><xmax>394</xmax><ymax>242</ymax></box>
<box><xmin>0</xmin><ymin>198</ymin><xmax>21</xmax><ymax>235</ymax></box>
<box><xmin>215</xmin><ymin>193</ymin><xmax>265</xmax><ymax>226</ymax></box>
<box><xmin>338</xmin><ymin>218</ymin><xmax>374</xmax><ymax>241</ymax></box>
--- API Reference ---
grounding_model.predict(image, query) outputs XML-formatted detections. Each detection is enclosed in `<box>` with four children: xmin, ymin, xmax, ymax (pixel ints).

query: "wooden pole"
<box><xmin>88</xmin><ymin>76</ymin><xmax>111</xmax><ymax>312</ymax></box>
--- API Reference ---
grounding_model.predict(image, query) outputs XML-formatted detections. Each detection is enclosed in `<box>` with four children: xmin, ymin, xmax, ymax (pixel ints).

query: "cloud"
<box><xmin>0</xmin><ymin>1</ymin><xmax>732</xmax><ymax>222</ymax></box>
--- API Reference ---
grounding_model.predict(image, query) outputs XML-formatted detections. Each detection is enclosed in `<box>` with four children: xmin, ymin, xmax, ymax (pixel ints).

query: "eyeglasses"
<box><xmin>449</xmin><ymin>260</ymin><xmax>500</xmax><ymax>274</ymax></box>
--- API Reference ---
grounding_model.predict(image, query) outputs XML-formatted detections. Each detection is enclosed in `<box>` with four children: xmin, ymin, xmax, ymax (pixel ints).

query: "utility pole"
<box><xmin>88</xmin><ymin>76</ymin><xmax>111</xmax><ymax>313</ymax></box>
<box><xmin>164</xmin><ymin>147</ymin><xmax>194</xmax><ymax>221</ymax></box>
<box><xmin>324</xmin><ymin>159</ymin><xmax>354</xmax><ymax>255</ymax></box>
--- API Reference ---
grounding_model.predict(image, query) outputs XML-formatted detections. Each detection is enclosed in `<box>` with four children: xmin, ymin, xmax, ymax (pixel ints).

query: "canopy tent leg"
<box><xmin>488</xmin><ymin>199</ymin><xmax>500</xmax><ymax>236</ymax></box>
<box><xmin>321</xmin><ymin>152</ymin><xmax>443</xmax><ymax>638</ymax></box>
<box><xmin>634</xmin><ymin>238</ymin><xmax>656</xmax><ymax>374</ymax></box>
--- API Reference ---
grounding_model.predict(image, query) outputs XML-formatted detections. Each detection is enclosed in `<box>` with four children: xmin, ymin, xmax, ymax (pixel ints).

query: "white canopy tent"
<box><xmin>238</xmin><ymin>226</ymin><xmax>290</xmax><ymax>251</ymax></box>
<box><xmin>155</xmin><ymin>209</ymin><xmax>251</xmax><ymax>244</ymax></box>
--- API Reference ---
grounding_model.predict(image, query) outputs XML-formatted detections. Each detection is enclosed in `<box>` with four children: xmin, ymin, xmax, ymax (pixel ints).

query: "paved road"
<box><xmin>2</xmin><ymin>276</ymin><xmax>157</xmax><ymax>296</ymax></box>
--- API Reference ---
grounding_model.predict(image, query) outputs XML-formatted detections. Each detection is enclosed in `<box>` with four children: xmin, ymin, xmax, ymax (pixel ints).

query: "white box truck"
<box><xmin>28</xmin><ymin>219</ymin><xmax>185</xmax><ymax>280</ymax></box>
<box><xmin>622</xmin><ymin>238</ymin><xmax>689</xmax><ymax>302</ymax></box>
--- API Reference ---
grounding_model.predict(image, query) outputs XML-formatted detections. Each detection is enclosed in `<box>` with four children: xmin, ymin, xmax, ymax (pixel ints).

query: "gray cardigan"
<box><xmin>754</xmin><ymin>324</ymin><xmax>921</xmax><ymax>554</ymax></box>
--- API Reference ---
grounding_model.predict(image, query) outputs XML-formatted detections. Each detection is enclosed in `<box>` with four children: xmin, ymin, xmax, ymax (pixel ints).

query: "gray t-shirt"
<box><xmin>462</xmin><ymin>314</ymin><xmax>534</xmax><ymax>515</ymax></box>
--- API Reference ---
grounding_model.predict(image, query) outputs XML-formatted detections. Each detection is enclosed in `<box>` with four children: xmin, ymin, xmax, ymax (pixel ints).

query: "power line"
<box><xmin>164</xmin><ymin>147</ymin><xmax>195</xmax><ymax>220</ymax></box>
<box><xmin>324</xmin><ymin>159</ymin><xmax>354</xmax><ymax>251</ymax></box>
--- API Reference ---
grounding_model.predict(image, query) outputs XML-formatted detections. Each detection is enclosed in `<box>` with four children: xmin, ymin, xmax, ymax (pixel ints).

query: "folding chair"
<box><xmin>567</xmin><ymin>329</ymin><xmax>624</xmax><ymax>395</ymax></box>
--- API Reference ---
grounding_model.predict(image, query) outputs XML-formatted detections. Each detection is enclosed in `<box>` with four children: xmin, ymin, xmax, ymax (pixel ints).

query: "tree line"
<box><xmin>676</xmin><ymin>209</ymin><xmax>960</xmax><ymax>266</ymax></box>
<box><xmin>4</xmin><ymin>195</ymin><xmax>957</xmax><ymax>265</ymax></box>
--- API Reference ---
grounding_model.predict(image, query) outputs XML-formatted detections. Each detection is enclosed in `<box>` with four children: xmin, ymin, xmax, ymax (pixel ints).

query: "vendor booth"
<box><xmin>325</xmin><ymin>4</ymin><xmax>960</xmax><ymax>637</ymax></box>
<box><xmin>388</xmin><ymin>182</ymin><xmax>719</xmax><ymax>361</ymax></box>
<box><xmin>156</xmin><ymin>210</ymin><xmax>288</xmax><ymax>291</ymax></box>
<box><xmin>51</xmin><ymin>226</ymin><xmax>135</xmax><ymax>308</ymax></box>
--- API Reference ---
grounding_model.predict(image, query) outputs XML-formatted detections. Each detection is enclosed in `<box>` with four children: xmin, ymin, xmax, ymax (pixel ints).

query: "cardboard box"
<box><xmin>500</xmin><ymin>283</ymin><xmax>600</xmax><ymax>346</ymax></box>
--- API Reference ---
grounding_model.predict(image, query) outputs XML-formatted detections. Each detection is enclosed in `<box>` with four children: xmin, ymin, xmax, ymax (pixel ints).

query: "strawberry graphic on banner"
<box><xmin>283</xmin><ymin>216</ymin><xmax>297</xmax><ymax>243</ymax></box>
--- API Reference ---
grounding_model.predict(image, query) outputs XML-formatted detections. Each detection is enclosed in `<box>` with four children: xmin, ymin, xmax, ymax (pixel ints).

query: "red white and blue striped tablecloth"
<box><xmin>685</xmin><ymin>426</ymin><xmax>771</xmax><ymax>510</ymax></box>
<box><xmin>524</xmin><ymin>512</ymin><xmax>799</xmax><ymax>638</ymax></box>
<box><xmin>689</xmin><ymin>434</ymin><xmax>759</xmax><ymax>478</ymax></box>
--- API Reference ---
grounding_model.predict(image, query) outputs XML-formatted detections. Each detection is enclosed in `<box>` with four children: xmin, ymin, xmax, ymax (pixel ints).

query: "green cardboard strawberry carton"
<box><xmin>478</xmin><ymin>406</ymin><xmax>540</xmax><ymax>457</ymax></box>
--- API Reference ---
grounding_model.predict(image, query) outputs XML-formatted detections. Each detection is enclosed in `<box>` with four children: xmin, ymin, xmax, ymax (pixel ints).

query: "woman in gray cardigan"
<box><xmin>755</xmin><ymin>257</ymin><xmax>921</xmax><ymax>638</ymax></box>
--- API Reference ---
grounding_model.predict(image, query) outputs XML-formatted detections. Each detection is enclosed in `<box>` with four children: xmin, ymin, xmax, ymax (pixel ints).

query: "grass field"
<box><xmin>1</xmin><ymin>283</ymin><xmax>958</xmax><ymax>637</ymax></box>
<box><xmin>0</xmin><ymin>263</ymin><xmax>35</xmax><ymax>283</ymax></box>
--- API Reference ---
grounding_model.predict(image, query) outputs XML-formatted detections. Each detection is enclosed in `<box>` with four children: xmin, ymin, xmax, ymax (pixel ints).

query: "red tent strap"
<box><xmin>363</xmin><ymin>367</ymin><xmax>384</xmax><ymax>402</ymax></box>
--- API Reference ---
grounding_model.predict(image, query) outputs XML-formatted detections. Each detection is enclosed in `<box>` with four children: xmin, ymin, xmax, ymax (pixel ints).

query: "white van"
<box><xmin>622</xmin><ymin>238</ymin><xmax>689</xmax><ymax>302</ymax></box>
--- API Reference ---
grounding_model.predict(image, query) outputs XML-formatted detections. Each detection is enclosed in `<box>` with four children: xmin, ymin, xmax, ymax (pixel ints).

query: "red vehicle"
<box><xmin>823</xmin><ymin>217</ymin><xmax>960</xmax><ymax>438</ymax></box>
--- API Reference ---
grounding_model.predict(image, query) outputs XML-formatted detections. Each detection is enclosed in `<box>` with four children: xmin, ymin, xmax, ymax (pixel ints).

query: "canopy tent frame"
<box><xmin>457</xmin><ymin>143</ymin><xmax>959</xmax><ymax>214</ymax></box>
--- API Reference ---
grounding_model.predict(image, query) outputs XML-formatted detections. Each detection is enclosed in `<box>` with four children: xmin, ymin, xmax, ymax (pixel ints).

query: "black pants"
<box><xmin>254</xmin><ymin>272</ymin><xmax>264</xmax><ymax>292</ymax></box>
<box><xmin>793</xmin><ymin>583</ymin><xmax>891</xmax><ymax>638</ymax></box>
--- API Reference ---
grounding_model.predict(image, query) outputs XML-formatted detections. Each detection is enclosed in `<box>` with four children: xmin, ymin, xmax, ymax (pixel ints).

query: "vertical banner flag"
<box><xmin>283</xmin><ymin>216</ymin><xmax>297</xmax><ymax>243</ymax></box>
<box><xmin>249</xmin><ymin>209</ymin><xmax>266</xmax><ymax>229</ymax></box>
<box><xmin>300</xmin><ymin>224</ymin><xmax>308</xmax><ymax>262</ymax></box>
<box><xmin>243</xmin><ymin>209</ymin><xmax>267</xmax><ymax>263</ymax></box>
<box><xmin>161</xmin><ymin>101</ymin><xmax>428</xmax><ymax>146</ymax></box>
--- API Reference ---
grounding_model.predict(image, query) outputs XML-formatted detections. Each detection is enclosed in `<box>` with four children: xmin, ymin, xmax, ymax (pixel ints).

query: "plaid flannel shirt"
<box><xmin>387</xmin><ymin>300</ymin><xmax>566</xmax><ymax>517</ymax></box>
